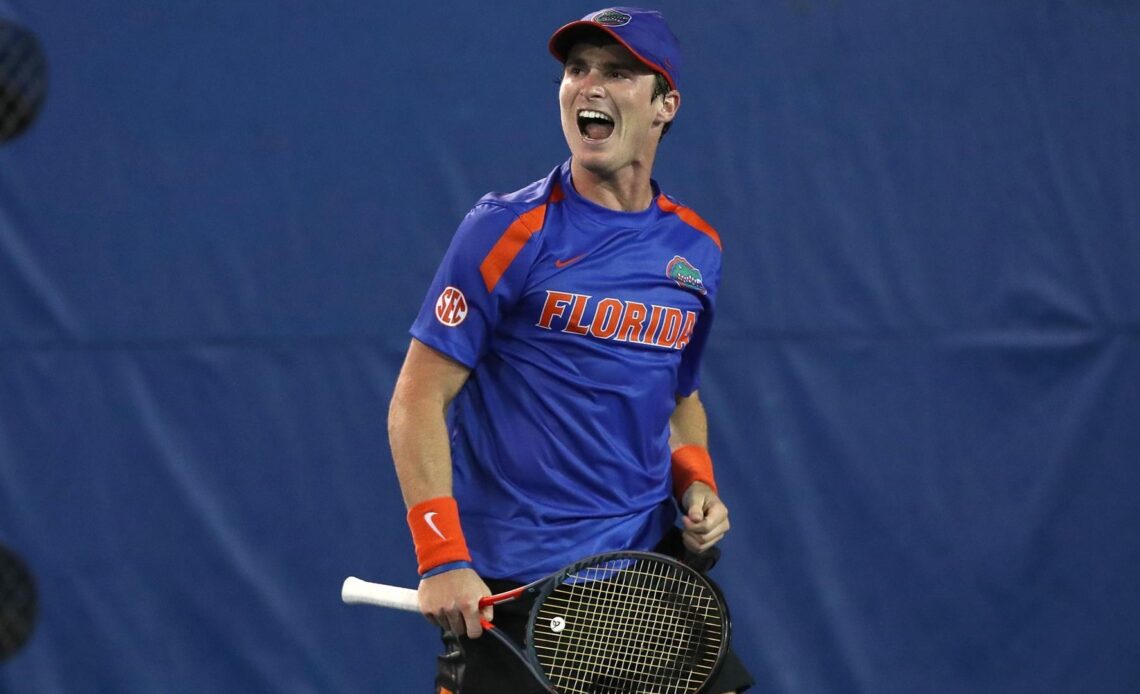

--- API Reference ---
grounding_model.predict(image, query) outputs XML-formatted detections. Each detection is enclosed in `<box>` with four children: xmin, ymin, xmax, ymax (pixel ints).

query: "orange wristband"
<box><xmin>406</xmin><ymin>496</ymin><xmax>472</xmax><ymax>576</ymax></box>
<box><xmin>671</xmin><ymin>444</ymin><xmax>718</xmax><ymax>499</ymax></box>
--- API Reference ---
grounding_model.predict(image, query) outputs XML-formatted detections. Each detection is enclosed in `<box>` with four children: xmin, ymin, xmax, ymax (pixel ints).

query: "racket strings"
<box><xmin>532</xmin><ymin>559</ymin><xmax>725</xmax><ymax>693</ymax></box>
<box><xmin>537</xmin><ymin>577</ymin><xmax>719</xmax><ymax>691</ymax></box>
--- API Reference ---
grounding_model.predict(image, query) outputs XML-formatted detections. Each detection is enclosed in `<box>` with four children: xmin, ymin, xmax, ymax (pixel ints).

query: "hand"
<box><xmin>417</xmin><ymin>568</ymin><xmax>493</xmax><ymax>639</ymax></box>
<box><xmin>680</xmin><ymin>482</ymin><xmax>730</xmax><ymax>554</ymax></box>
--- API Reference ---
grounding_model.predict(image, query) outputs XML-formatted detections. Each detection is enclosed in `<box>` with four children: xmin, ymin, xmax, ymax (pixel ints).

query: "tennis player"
<box><xmin>388</xmin><ymin>7</ymin><xmax>754</xmax><ymax>693</ymax></box>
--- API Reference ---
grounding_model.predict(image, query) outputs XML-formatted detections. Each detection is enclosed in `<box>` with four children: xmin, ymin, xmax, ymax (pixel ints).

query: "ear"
<box><xmin>655</xmin><ymin>89</ymin><xmax>681</xmax><ymax>127</ymax></box>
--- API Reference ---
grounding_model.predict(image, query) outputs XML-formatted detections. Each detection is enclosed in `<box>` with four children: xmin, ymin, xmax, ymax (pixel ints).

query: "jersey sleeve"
<box><xmin>410</xmin><ymin>201</ymin><xmax>540</xmax><ymax>368</ymax></box>
<box><xmin>675</xmin><ymin>248</ymin><xmax>722</xmax><ymax>397</ymax></box>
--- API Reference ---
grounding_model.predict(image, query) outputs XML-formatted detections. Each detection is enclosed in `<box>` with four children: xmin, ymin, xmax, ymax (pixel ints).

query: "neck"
<box><xmin>569</xmin><ymin>157</ymin><xmax>657</xmax><ymax>212</ymax></box>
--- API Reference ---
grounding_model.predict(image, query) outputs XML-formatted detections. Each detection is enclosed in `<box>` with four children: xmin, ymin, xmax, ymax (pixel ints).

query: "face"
<box><xmin>558</xmin><ymin>41</ymin><xmax>679</xmax><ymax>177</ymax></box>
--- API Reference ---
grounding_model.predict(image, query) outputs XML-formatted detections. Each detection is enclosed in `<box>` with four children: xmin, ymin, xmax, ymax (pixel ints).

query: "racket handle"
<box><xmin>341</xmin><ymin>576</ymin><xmax>420</xmax><ymax>612</ymax></box>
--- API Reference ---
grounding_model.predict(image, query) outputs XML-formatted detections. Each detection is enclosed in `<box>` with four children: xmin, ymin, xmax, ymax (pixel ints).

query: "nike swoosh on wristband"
<box><xmin>423</xmin><ymin>511</ymin><xmax>447</xmax><ymax>540</ymax></box>
<box><xmin>554</xmin><ymin>253</ymin><xmax>587</xmax><ymax>268</ymax></box>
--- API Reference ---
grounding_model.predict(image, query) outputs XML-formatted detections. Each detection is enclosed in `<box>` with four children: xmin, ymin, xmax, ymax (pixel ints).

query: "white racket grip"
<box><xmin>341</xmin><ymin>577</ymin><xmax>420</xmax><ymax>612</ymax></box>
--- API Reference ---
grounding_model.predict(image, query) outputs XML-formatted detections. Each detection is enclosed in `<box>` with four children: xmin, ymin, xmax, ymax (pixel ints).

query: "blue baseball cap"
<box><xmin>548</xmin><ymin>7</ymin><xmax>682</xmax><ymax>91</ymax></box>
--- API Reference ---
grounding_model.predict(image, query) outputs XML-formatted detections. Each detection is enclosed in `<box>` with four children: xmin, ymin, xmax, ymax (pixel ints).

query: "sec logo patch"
<box><xmin>434</xmin><ymin>286</ymin><xmax>468</xmax><ymax>327</ymax></box>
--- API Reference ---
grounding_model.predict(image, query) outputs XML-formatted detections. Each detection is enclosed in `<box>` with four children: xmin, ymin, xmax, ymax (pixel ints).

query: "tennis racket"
<box><xmin>342</xmin><ymin>550</ymin><xmax>730</xmax><ymax>694</ymax></box>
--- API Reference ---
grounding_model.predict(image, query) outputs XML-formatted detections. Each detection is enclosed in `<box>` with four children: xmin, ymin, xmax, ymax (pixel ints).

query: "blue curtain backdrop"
<box><xmin>2</xmin><ymin>1</ymin><xmax>1138</xmax><ymax>692</ymax></box>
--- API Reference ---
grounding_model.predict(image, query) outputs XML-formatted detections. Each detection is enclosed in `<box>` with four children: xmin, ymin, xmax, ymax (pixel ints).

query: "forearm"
<box><xmin>387</xmin><ymin>339</ymin><xmax>471</xmax><ymax>508</ymax></box>
<box><xmin>387</xmin><ymin>339</ymin><xmax>477</xmax><ymax>579</ymax></box>
<box><xmin>669</xmin><ymin>391</ymin><xmax>708</xmax><ymax>450</ymax></box>
<box><xmin>389</xmin><ymin>349</ymin><xmax>487</xmax><ymax>639</ymax></box>
<box><xmin>669</xmin><ymin>391</ymin><xmax>729</xmax><ymax>552</ymax></box>
<box><xmin>388</xmin><ymin>385</ymin><xmax>455</xmax><ymax>509</ymax></box>
<box><xmin>668</xmin><ymin>390</ymin><xmax>718</xmax><ymax>498</ymax></box>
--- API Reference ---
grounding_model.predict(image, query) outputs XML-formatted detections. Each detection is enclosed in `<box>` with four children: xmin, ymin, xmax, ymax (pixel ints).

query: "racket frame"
<box><xmin>342</xmin><ymin>550</ymin><xmax>731</xmax><ymax>694</ymax></box>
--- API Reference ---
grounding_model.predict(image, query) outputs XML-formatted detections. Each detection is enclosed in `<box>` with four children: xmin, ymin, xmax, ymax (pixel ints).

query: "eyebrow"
<box><xmin>565</xmin><ymin>57</ymin><xmax>645</xmax><ymax>72</ymax></box>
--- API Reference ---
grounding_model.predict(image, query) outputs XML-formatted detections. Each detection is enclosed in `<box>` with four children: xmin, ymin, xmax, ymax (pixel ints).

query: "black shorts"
<box><xmin>433</xmin><ymin>530</ymin><xmax>755</xmax><ymax>693</ymax></box>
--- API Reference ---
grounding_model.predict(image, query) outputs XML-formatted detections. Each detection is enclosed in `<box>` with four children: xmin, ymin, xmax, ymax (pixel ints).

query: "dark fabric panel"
<box><xmin>0</xmin><ymin>344</ymin><xmax>424</xmax><ymax>690</ymax></box>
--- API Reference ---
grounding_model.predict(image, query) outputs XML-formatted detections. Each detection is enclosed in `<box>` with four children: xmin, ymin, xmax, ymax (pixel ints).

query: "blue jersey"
<box><xmin>410</xmin><ymin>160</ymin><xmax>722</xmax><ymax>582</ymax></box>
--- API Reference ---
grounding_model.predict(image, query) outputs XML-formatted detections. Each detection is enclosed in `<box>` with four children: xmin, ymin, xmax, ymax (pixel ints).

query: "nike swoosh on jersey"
<box><xmin>423</xmin><ymin>511</ymin><xmax>447</xmax><ymax>540</ymax></box>
<box><xmin>554</xmin><ymin>253</ymin><xmax>587</xmax><ymax>268</ymax></box>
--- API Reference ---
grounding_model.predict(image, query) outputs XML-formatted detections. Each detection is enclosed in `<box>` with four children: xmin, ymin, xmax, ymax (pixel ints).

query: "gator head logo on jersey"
<box><xmin>666</xmin><ymin>256</ymin><xmax>707</xmax><ymax>295</ymax></box>
<box><xmin>592</xmin><ymin>9</ymin><xmax>632</xmax><ymax>26</ymax></box>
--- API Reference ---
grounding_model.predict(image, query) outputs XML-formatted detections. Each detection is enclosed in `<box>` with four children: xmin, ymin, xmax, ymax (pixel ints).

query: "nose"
<box><xmin>580</xmin><ymin>69</ymin><xmax>606</xmax><ymax>99</ymax></box>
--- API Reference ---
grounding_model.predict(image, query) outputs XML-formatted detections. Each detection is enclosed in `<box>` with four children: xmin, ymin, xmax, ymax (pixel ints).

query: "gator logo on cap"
<box><xmin>592</xmin><ymin>9</ymin><xmax>632</xmax><ymax>26</ymax></box>
<box><xmin>666</xmin><ymin>256</ymin><xmax>707</xmax><ymax>295</ymax></box>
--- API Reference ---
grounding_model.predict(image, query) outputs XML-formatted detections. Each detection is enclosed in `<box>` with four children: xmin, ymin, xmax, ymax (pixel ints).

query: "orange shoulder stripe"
<box><xmin>478</xmin><ymin>182</ymin><xmax>562</xmax><ymax>292</ymax></box>
<box><xmin>656</xmin><ymin>195</ymin><xmax>722</xmax><ymax>251</ymax></box>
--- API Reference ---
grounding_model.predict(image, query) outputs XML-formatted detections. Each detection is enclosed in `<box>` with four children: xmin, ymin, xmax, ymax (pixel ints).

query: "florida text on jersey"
<box><xmin>410</xmin><ymin>160</ymin><xmax>722</xmax><ymax>582</ymax></box>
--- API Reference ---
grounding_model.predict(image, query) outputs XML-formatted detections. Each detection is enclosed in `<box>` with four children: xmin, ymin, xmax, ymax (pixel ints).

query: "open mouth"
<box><xmin>577</xmin><ymin>109</ymin><xmax>615</xmax><ymax>141</ymax></box>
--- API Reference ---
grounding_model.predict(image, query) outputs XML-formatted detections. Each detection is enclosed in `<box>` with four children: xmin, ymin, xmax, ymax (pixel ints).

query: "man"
<box><xmin>388</xmin><ymin>7</ymin><xmax>754</xmax><ymax>693</ymax></box>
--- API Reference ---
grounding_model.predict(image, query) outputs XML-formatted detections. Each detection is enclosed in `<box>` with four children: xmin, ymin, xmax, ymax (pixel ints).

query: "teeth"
<box><xmin>578</xmin><ymin>109</ymin><xmax>614</xmax><ymax>123</ymax></box>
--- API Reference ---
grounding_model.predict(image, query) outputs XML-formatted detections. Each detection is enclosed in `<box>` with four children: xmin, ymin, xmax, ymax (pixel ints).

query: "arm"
<box><xmin>389</xmin><ymin>337</ymin><xmax>468</xmax><ymax>506</ymax></box>
<box><xmin>669</xmin><ymin>391</ymin><xmax>731</xmax><ymax>554</ymax></box>
<box><xmin>388</xmin><ymin>337</ymin><xmax>492</xmax><ymax>638</ymax></box>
